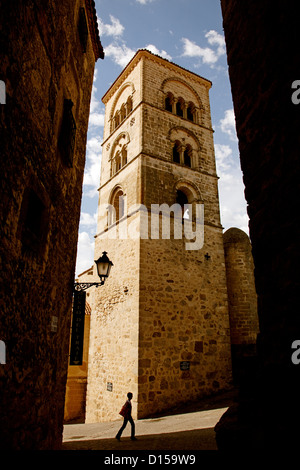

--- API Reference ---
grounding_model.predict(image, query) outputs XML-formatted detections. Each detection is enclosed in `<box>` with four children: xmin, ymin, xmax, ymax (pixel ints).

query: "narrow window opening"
<box><xmin>58</xmin><ymin>99</ymin><xmax>76</xmax><ymax>168</ymax></box>
<box><xmin>126</xmin><ymin>96</ymin><xmax>133</xmax><ymax>114</ymax></box>
<box><xmin>176</xmin><ymin>190</ymin><xmax>190</xmax><ymax>220</ymax></box>
<box><xmin>78</xmin><ymin>7</ymin><xmax>89</xmax><ymax>53</ymax></box>
<box><xmin>176</xmin><ymin>99</ymin><xmax>184</xmax><ymax>117</ymax></box>
<box><xmin>120</xmin><ymin>105</ymin><xmax>126</xmax><ymax>122</ymax></box>
<box><xmin>187</xmin><ymin>104</ymin><xmax>195</xmax><ymax>122</ymax></box>
<box><xmin>112</xmin><ymin>189</ymin><xmax>125</xmax><ymax>222</ymax></box>
<box><xmin>122</xmin><ymin>146</ymin><xmax>127</xmax><ymax>166</ymax></box>
<box><xmin>165</xmin><ymin>95</ymin><xmax>173</xmax><ymax>112</ymax></box>
<box><xmin>184</xmin><ymin>145</ymin><xmax>192</xmax><ymax>168</ymax></box>
<box><xmin>173</xmin><ymin>141</ymin><xmax>180</xmax><ymax>164</ymax></box>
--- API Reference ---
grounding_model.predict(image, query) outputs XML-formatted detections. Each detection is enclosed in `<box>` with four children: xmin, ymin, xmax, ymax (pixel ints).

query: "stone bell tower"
<box><xmin>85</xmin><ymin>49</ymin><xmax>232</xmax><ymax>422</ymax></box>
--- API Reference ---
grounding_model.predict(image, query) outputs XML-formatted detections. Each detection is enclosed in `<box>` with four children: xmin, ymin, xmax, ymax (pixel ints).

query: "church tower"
<box><xmin>85</xmin><ymin>50</ymin><xmax>232</xmax><ymax>422</ymax></box>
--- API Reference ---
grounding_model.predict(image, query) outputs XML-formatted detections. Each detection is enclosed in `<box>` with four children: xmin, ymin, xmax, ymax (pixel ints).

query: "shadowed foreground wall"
<box><xmin>223</xmin><ymin>228</ymin><xmax>259</xmax><ymax>382</ymax></box>
<box><xmin>216</xmin><ymin>0</ymin><xmax>300</xmax><ymax>449</ymax></box>
<box><xmin>0</xmin><ymin>0</ymin><xmax>103</xmax><ymax>449</ymax></box>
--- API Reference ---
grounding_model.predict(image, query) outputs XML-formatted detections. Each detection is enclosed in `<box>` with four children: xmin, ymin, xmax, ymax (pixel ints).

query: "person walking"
<box><xmin>116</xmin><ymin>392</ymin><xmax>137</xmax><ymax>441</ymax></box>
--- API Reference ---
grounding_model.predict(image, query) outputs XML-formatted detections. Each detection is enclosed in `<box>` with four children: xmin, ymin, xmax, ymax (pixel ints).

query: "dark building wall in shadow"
<box><xmin>216</xmin><ymin>0</ymin><xmax>300</xmax><ymax>449</ymax></box>
<box><xmin>0</xmin><ymin>0</ymin><xmax>103</xmax><ymax>449</ymax></box>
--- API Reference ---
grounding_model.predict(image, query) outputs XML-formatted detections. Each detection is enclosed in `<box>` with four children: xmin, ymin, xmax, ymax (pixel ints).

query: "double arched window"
<box><xmin>110</xmin><ymin>133</ymin><xmax>129</xmax><ymax>177</ymax></box>
<box><xmin>110</xmin><ymin>96</ymin><xmax>133</xmax><ymax>133</ymax></box>
<box><xmin>111</xmin><ymin>146</ymin><xmax>127</xmax><ymax>176</ymax></box>
<box><xmin>165</xmin><ymin>92</ymin><xmax>197</xmax><ymax>123</ymax></box>
<box><xmin>172</xmin><ymin>141</ymin><xmax>193</xmax><ymax>168</ymax></box>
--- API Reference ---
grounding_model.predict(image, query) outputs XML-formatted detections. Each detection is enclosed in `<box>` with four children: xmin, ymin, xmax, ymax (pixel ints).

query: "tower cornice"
<box><xmin>102</xmin><ymin>49</ymin><xmax>212</xmax><ymax>105</ymax></box>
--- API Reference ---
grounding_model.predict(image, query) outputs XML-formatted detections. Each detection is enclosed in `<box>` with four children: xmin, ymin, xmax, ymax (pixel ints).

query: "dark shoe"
<box><xmin>131</xmin><ymin>437</ymin><xmax>137</xmax><ymax>441</ymax></box>
<box><xmin>115</xmin><ymin>436</ymin><xmax>121</xmax><ymax>441</ymax></box>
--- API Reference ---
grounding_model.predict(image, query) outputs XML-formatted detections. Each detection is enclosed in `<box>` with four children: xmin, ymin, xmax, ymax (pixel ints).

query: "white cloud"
<box><xmin>145</xmin><ymin>44</ymin><xmax>172</xmax><ymax>61</ymax></box>
<box><xmin>214</xmin><ymin>144</ymin><xmax>233</xmax><ymax>176</ymax></box>
<box><xmin>89</xmin><ymin>69</ymin><xmax>105</xmax><ymax>127</ymax></box>
<box><xmin>87</xmin><ymin>136</ymin><xmax>101</xmax><ymax>154</ymax></box>
<box><xmin>89</xmin><ymin>112</ymin><xmax>105</xmax><ymax>127</ymax></box>
<box><xmin>136</xmin><ymin>0</ymin><xmax>154</xmax><ymax>4</ymax></box>
<box><xmin>84</xmin><ymin>71</ymin><xmax>104</xmax><ymax>196</ymax></box>
<box><xmin>220</xmin><ymin>109</ymin><xmax>238</xmax><ymax>141</ymax></box>
<box><xmin>182</xmin><ymin>38</ymin><xmax>218</xmax><ymax>64</ymax></box>
<box><xmin>104</xmin><ymin>43</ymin><xmax>136</xmax><ymax>68</ymax></box>
<box><xmin>205</xmin><ymin>30</ymin><xmax>226</xmax><ymax>56</ymax></box>
<box><xmin>90</xmin><ymin>70</ymin><xmax>99</xmax><ymax>113</ymax></box>
<box><xmin>215</xmin><ymin>143</ymin><xmax>249</xmax><ymax>234</ymax></box>
<box><xmin>182</xmin><ymin>30</ymin><xmax>225</xmax><ymax>67</ymax></box>
<box><xmin>221</xmin><ymin>205</ymin><xmax>249</xmax><ymax>234</ymax></box>
<box><xmin>80</xmin><ymin>211</ymin><xmax>97</xmax><ymax>227</ymax></box>
<box><xmin>98</xmin><ymin>15</ymin><xmax>124</xmax><ymax>37</ymax></box>
<box><xmin>83</xmin><ymin>135</ymin><xmax>102</xmax><ymax>198</ymax></box>
<box><xmin>75</xmin><ymin>232</ymin><xmax>95</xmax><ymax>276</ymax></box>
<box><xmin>104</xmin><ymin>42</ymin><xmax>172</xmax><ymax>68</ymax></box>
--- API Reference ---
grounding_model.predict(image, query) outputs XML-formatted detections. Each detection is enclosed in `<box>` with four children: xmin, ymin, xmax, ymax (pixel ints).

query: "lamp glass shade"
<box><xmin>95</xmin><ymin>252</ymin><xmax>113</xmax><ymax>279</ymax></box>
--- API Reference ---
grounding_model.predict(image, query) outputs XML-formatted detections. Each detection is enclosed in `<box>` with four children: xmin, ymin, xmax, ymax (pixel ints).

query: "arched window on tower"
<box><xmin>176</xmin><ymin>189</ymin><xmax>190</xmax><ymax>220</ymax></box>
<box><xmin>110</xmin><ymin>187</ymin><xmax>125</xmax><ymax>224</ymax></box>
<box><xmin>111</xmin><ymin>133</ymin><xmax>129</xmax><ymax>176</ymax></box>
<box><xmin>121</xmin><ymin>146</ymin><xmax>127</xmax><ymax>166</ymax></box>
<box><xmin>173</xmin><ymin>141</ymin><xmax>181</xmax><ymax>164</ymax></box>
<box><xmin>165</xmin><ymin>93</ymin><xmax>173</xmax><ymax>112</ymax></box>
<box><xmin>187</xmin><ymin>102</ymin><xmax>196</xmax><ymax>122</ymax></box>
<box><xmin>120</xmin><ymin>104</ymin><xmax>126</xmax><ymax>122</ymax></box>
<box><xmin>115</xmin><ymin>151</ymin><xmax>122</xmax><ymax>172</ymax></box>
<box><xmin>176</xmin><ymin>98</ymin><xmax>184</xmax><ymax>117</ymax></box>
<box><xmin>126</xmin><ymin>96</ymin><xmax>133</xmax><ymax>114</ymax></box>
<box><xmin>184</xmin><ymin>144</ymin><xmax>192</xmax><ymax>168</ymax></box>
<box><xmin>114</xmin><ymin>112</ymin><xmax>120</xmax><ymax>128</ymax></box>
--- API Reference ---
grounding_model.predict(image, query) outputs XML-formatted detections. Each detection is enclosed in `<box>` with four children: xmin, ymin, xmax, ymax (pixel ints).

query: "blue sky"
<box><xmin>75</xmin><ymin>0</ymin><xmax>248</xmax><ymax>275</ymax></box>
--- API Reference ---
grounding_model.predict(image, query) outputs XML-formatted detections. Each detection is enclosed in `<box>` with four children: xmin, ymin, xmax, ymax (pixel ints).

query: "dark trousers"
<box><xmin>116</xmin><ymin>415</ymin><xmax>135</xmax><ymax>438</ymax></box>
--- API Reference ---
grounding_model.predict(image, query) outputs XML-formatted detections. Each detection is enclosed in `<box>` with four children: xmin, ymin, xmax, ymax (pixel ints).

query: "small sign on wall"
<box><xmin>107</xmin><ymin>382</ymin><xmax>113</xmax><ymax>392</ymax></box>
<box><xmin>180</xmin><ymin>361</ymin><xmax>190</xmax><ymax>371</ymax></box>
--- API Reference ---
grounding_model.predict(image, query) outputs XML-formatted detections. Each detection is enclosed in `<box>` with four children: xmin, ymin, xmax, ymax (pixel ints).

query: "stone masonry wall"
<box><xmin>85</xmin><ymin>230</ymin><xmax>140</xmax><ymax>422</ymax></box>
<box><xmin>137</xmin><ymin>52</ymin><xmax>232</xmax><ymax>416</ymax></box>
<box><xmin>223</xmin><ymin>227</ymin><xmax>259</xmax><ymax>382</ymax></box>
<box><xmin>0</xmin><ymin>0</ymin><xmax>101</xmax><ymax>449</ymax></box>
<box><xmin>86</xmin><ymin>50</ymin><xmax>232</xmax><ymax>422</ymax></box>
<box><xmin>223</xmin><ymin>228</ymin><xmax>259</xmax><ymax>346</ymax></box>
<box><xmin>138</xmin><ymin>227</ymin><xmax>232</xmax><ymax>417</ymax></box>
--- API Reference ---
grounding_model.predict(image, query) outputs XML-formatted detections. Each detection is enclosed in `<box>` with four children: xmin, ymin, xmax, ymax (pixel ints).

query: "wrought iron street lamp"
<box><xmin>70</xmin><ymin>252</ymin><xmax>113</xmax><ymax>365</ymax></box>
<box><xmin>74</xmin><ymin>251</ymin><xmax>113</xmax><ymax>291</ymax></box>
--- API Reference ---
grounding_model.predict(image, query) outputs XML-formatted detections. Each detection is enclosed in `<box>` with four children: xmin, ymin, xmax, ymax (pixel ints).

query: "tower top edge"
<box><xmin>102</xmin><ymin>49</ymin><xmax>212</xmax><ymax>104</ymax></box>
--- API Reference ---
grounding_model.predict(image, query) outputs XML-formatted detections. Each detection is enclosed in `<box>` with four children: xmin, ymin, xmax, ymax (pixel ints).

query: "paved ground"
<box><xmin>62</xmin><ymin>389</ymin><xmax>237</xmax><ymax>451</ymax></box>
